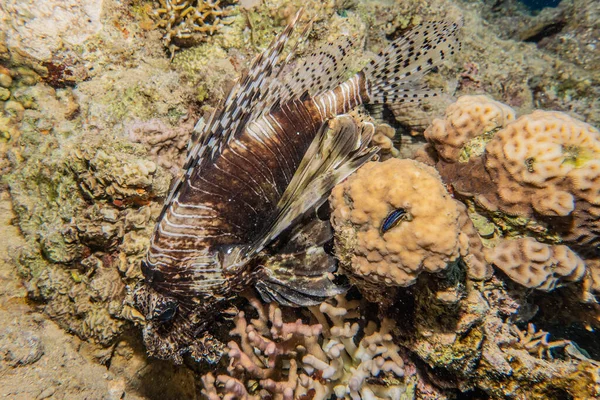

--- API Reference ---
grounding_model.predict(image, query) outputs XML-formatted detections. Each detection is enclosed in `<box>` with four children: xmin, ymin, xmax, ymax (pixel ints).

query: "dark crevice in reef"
<box><xmin>531</xmin><ymin>289</ymin><xmax>600</xmax><ymax>360</ymax></box>
<box><xmin>521</xmin><ymin>20</ymin><xmax>567</xmax><ymax>43</ymax></box>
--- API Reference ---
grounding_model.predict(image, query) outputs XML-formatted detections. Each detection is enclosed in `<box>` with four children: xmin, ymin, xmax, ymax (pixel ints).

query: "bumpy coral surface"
<box><xmin>201</xmin><ymin>295</ymin><xmax>408</xmax><ymax>400</ymax></box>
<box><xmin>7</xmin><ymin>131</ymin><xmax>169</xmax><ymax>345</ymax></box>
<box><xmin>330</xmin><ymin>158</ymin><xmax>461</xmax><ymax>288</ymax></box>
<box><xmin>425</xmin><ymin>95</ymin><xmax>516</xmax><ymax>163</ymax></box>
<box><xmin>485</xmin><ymin>237</ymin><xmax>587</xmax><ymax>291</ymax></box>
<box><xmin>425</xmin><ymin>95</ymin><xmax>600</xmax><ymax>293</ymax></box>
<box><xmin>483</xmin><ymin>111</ymin><xmax>600</xmax><ymax>248</ymax></box>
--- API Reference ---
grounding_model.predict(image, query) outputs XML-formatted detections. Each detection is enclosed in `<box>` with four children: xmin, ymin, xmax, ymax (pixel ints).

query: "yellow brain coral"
<box><xmin>424</xmin><ymin>95</ymin><xmax>516</xmax><ymax>163</ymax></box>
<box><xmin>330</xmin><ymin>158</ymin><xmax>461</xmax><ymax>287</ymax></box>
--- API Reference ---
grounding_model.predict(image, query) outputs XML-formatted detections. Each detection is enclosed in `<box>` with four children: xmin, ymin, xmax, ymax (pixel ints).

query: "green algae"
<box><xmin>458</xmin><ymin>128</ymin><xmax>500</xmax><ymax>163</ymax></box>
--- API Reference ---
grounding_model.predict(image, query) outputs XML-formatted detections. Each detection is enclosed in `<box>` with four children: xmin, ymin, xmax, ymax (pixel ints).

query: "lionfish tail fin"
<box><xmin>249</xmin><ymin>115</ymin><xmax>377</xmax><ymax>255</ymax></box>
<box><xmin>256</xmin><ymin>220</ymin><xmax>348</xmax><ymax>307</ymax></box>
<box><xmin>363</xmin><ymin>18</ymin><xmax>462</xmax><ymax>105</ymax></box>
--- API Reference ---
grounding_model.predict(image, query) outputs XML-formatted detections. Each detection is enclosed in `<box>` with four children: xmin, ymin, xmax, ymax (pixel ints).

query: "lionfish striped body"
<box><xmin>134</xmin><ymin>13</ymin><xmax>462</xmax><ymax>363</ymax></box>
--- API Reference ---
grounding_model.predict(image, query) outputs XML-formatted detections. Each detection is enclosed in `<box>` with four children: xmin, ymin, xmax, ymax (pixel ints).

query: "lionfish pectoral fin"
<box><xmin>248</xmin><ymin>115</ymin><xmax>378</xmax><ymax>255</ymax></box>
<box><xmin>256</xmin><ymin>245</ymin><xmax>348</xmax><ymax>307</ymax></box>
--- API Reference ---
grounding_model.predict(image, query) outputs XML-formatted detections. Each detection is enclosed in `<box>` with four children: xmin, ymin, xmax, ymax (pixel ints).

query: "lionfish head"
<box><xmin>131</xmin><ymin>278</ymin><xmax>189</xmax><ymax>362</ymax></box>
<box><xmin>132</xmin><ymin>249</ymin><xmax>245</xmax><ymax>363</ymax></box>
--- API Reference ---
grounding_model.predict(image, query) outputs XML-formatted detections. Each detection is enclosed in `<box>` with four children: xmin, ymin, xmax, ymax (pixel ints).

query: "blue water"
<box><xmin>519</xmin><ymin>0</ymin><xmax>562</xmax><ymax>10</ymax></box>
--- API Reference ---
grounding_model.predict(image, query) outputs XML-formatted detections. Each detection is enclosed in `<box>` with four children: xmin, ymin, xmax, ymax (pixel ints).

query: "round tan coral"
<box><xmin>426</xmin><ymin>98</ymin><xmax>600</xmax><ymax>253</ymax></box>
<box><xmin>484</xmin><ymin>237</ymin><xmax>586</xmax><ymax>291</ymax></box>
<box><xmin>330</xmin><ymin>158</ymin><xmax>461</xmax><ymax>287</ymax></box>
<box><xmin>484</xmin><ymin>111</ymin><xmax>600</xmax><ymax>215</ymax></box>
<box><xmin>372</xmin><ymin>123</ymin><xmax>400</xmax><ymax>160</ymax></box>
<box><xmin>425</xmin><ymin>95</ymin><xmax>516</xmax><ymax>163</ymax></box>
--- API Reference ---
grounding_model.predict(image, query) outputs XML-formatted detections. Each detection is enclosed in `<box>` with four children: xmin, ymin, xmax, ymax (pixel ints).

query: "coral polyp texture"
<box><xmin>484</xmin><ymin>111</ymin><xmax>600</xmax><ymax>215</ymax></box>
<box><xmin>201</xmin><ymin>295</ymin><xmax>408</xmax><ymax>399</ymax></box>
<box><xmin>151</xmin><ymin>0</ymin><xmax>237</xmax><ymax>51</ymax></box>
<box><xmin>330</xmin><ymin>158</ymin><xmax>462</xmax><ymax>289</ymax></box>
<box><xmin>425</xmin><ymin>95</ymin><xmax>516</xmax><ymax>163</ymax></box>
<box><xmin>423</xmin><ymin>95</ymin><xmax>600</xmax><ymax>292</ymax></box>
<box><xmin>485</xmin><ymin>237</ymin><xmax>587</xmax><ymax>291</ymax></box>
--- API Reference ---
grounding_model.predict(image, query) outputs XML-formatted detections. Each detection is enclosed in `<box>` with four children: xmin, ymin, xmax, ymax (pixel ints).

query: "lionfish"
<box><xmin>134</xmin><ymin>12</ymin><xmax>462</xmax><ymax>363</ymax></box>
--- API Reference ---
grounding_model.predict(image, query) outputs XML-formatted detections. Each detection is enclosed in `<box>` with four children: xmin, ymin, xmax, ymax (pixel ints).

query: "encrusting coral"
<box><xmin>7</xmin><ymin>131</ymin><xmax>170</xmax><ymax>345</ymax></box>
<box><xmin>151</xmin><ymin>0</ymin><xmax>237</xmax><ymax>54</ymax></box>
<box><xmin>421</xmin><ymin>95</ymin><xmax>600</xmax><ymax>293</ymax></box>
<box><xmin>330</xmin><ymin>158</ymin><xmax>462</xmax><ymax>291</ymax></box>
<box><xmin>484</xmin><ymin>237</ymin><xmax>587</xmax><ymax>291</ymax></box>
<box><xmin>126</xmin><ymin>117</ymin><xmax>195</xmax><ymax>174</ymax></box>
<box><xmin>201</xmin><ymin>294</ymin><xmax>408</xmax><ymax>399</ymax></box>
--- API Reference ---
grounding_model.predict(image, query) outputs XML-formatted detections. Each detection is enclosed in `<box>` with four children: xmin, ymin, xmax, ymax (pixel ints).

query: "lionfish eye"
<box><xmin>152</xmin><ymin>301</ymin><xmax>178</xmax><ymax>323</ymax></box>
<box><xmin>141</xmin><ymin>259</ymin><xmax>153</xmax><ymax>280</ymax></box>
<box><xmin>381</xmin><ymin>208</ymin><xmax>409</xmax><ymax>234</ymax></box>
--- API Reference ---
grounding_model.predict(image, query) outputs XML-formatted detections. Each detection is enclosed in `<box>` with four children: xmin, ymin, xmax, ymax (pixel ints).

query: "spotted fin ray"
<box><xmin>363</xmin><ymin>19</ymin><xmax>463</xmax><ymax>104</ymax></box>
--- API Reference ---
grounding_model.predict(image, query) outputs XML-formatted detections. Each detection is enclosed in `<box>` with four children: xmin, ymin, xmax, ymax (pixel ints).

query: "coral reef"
<box><xmin>7</xmin><ymin>129</ymin><xmax>169</xmax><ymax>345</ymax></box>
<box><xmin>1</xmin><ymin>0</ymin><xmax>599</xmax><ymax>399</ymax></box>
<box><xmin>151</xmin><ymin>0</ymin><xmax>238</xmax><ymax>53</ymax></box>
<box><xmin>484</xmin><ymin>238</ymin><xmax>586</xmax><ymax>291</ymax></box>
<box><xmin>421</xmin><ymin>95</ymin><xmax>600</xmax><ymax>292</ymax></box>
<box><xmin>330</xmin><ymin>158</ymin><xmax>462</xmax><ymax>292</ymax></box>
<box><xmin>403</xmin><ymin>271</ymin><xmax>600</xmax><ymax>399</ymax></box>
<box><xmin>201</xmin><ymin>294</ymin><xmax>409</xmax><ymax>399</ymax></box>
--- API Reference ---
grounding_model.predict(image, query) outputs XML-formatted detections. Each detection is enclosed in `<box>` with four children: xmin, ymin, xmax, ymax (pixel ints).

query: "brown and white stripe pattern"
<box><xmin>135</xmin><ymin>13</ymin><xmax>463</xmax><ymax>363</ymax></box>
<box><xmin>313</xmin><ymin>73</ymin><xmax>369</xmax><ymax>120</ymax></box>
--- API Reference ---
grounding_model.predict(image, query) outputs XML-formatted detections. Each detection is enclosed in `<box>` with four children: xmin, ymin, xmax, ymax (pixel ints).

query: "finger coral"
<box><xmin>330</xmin><ymin>158</ymin><xmax>462</xmax><ymax>288</ymax></box>
<box><xmin>200</xmin><ymin>295</ymin><xmax>407</xmax><ymax>399</ymax></box>
<box><xmin>508</xmin><ymin>323</ymin><xmax>572</xmax><ymax>360</ymax></box>
<box><xmin>484</xmin><ymin>237</ymin><xmax>587</xmax><ymax>291</ymax></box>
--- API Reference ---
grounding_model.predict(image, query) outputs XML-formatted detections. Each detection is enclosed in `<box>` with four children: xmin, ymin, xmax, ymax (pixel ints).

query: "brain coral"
<box><xmin>484</xmin><ymin>111</ymin><xmax>600</xmax><ymax>218</ymax></box>
<box><xmin>330</xmin><ymin>158</ymin><xmax>462</xmax><ymax>288</ymax></box>
<box><xmin>425</xmin><ymin>97</ymin><xmax>600</xmax><ymax>289</ymax></box>
<box><xmin>484</xmin><ymin>237</ymin><xmax>587</xmax><ymax>291</ymax></box>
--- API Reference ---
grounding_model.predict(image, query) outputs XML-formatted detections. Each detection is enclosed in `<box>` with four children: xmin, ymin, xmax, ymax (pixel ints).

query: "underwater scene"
<box><xmin>0</xmin><ymin>0</ymin><xmax>599</xmax><ymax>399</ymax></box>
